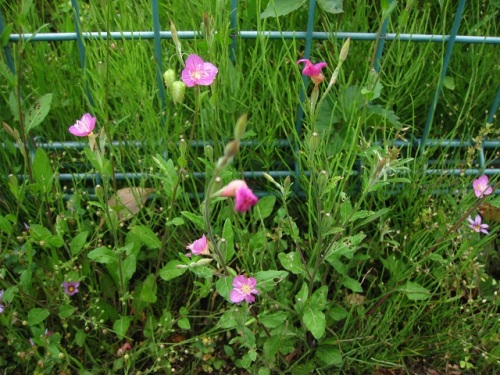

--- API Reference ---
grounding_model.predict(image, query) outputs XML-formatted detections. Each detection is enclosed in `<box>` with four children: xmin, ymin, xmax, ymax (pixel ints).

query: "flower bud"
<box><xmin>170</xmin><ymin>21</ymin><xmax>183</xmax><ymax>65</ymax></box>
<box><xmin>171</xmin><ymin>81</ymin><xmax>186</xmax><ymax>104</ymax></box>
<box><xmin>234</xmin><ymin>114</ymin><xmax>247</xmax><ymax>141</ymax></box>
<box><xmin>339</xmin><ymin>37</ymin><xmax>350</xmax><ymax>63</ymax></box>
<box><xmin>163</xmin><ymin>69</ymin><xmax>176</xmax><ymax>89</ymax></box>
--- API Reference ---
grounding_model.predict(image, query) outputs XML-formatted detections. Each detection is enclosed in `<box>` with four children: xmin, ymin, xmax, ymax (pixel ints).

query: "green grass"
<box><xmin>0</xmin><ymin>0</ymin><xmax>499</xmax><ymax>373</ymax></box>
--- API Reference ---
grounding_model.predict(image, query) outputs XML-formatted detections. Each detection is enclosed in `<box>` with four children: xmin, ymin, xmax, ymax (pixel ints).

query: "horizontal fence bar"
<box><xmin>8</xmin><ymin>31</ymin><xmax>500</xmax><ymax>44</ymax></box>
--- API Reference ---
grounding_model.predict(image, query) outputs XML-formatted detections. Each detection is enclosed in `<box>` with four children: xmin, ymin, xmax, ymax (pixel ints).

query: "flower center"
<box><xmin>241</xmin><ymin>285</ymin><xmax>251</xmax><ymax>294</ymax></box>
<box><xmin>68</xmin><ymin>286</ymin><xmax>74</xmax><ymax>292</ymax></box>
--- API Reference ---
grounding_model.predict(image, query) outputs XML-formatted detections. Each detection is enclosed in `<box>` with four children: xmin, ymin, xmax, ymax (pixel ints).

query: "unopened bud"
<box><xmin>163</xmin><ymin>69</ymin><xmax>176</xmax><ymax>89</ymax></box>
<box><xmin>234</xmin><ymin>114</ymin><xmax>247</xmax><ymax>141</ymax></box>
<box><xmin>195</xmin><ymin>258</ymin><xmax>213</xmax><ymax>267</ymax></box>
<box><xmin>95</xmin><ymin>184</ymin><xmax>104</xmax><ymax>200</ymax></box>
<box><xmin>170</xmin><ymin>21</ymin><xmax>183</xmax><ymax>65</ymax></box>
<box><xmin>171</xmin><ymin>81</ymin><xmax>186</xmax><ymax>104</ymax></box>
<box><xmin>223</xmin><ymin>140</ymin><xmax>240</xmax><ymax>160</ymax></box>
<box><xmin>339</xmin><ymin>37</ymin><xmax>350</xmax><ymax>63</ymax></box>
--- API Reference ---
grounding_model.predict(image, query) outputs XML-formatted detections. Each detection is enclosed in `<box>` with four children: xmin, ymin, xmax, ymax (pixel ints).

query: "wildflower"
<box><xmin>0</xmin><ymin>290</ymin><xmax>4</xmax><ymax>314</ymax></box>
<box><xmin>297</xmin><ymin>59</ymin><xmax>327</xmax><ymax>85</ymax></box>
<box><xmin>468</xmin><ymin>215</ymin><xmax>489</xmax><ymax>234</ymax></box>
<box><xmin>473</xmin><ymin>175</ymin><xmax>493</xmax><ymax>198</ymax></box>
<box><xmin>230</xmin><ymin>275</ymin><xmax>259</xmax><ymax>303</ymax></box>
<box><xmin>218</xmin><ymin>180</ymin><xmax>258</xmax><ymax>213</ymax></box>
<box><xmin>62</xmin><ymin>281</ymin><xmax>80</xmax><ymax>296</ymax></box>
<box><xmin>69</xmin><ymin>113</ymin><xmax>96</xmax><ymax>137</ymax></box>
<box><xmin>186</xmin><ymin>234</ymin><xmax>209</xmax><ymax>257</ymax></box>
<box><xmin>181</xmin><ymin>54</ymin><xmax>218</xmax><ymax>87</ymax></box>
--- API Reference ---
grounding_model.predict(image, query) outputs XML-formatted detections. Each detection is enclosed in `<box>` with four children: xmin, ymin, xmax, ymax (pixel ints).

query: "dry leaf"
<box><xmin>479</xmin><ymin>202</ymin><xmax>500</xmax><ymax>223</ymax></box>
<box><xmin>108</xmin><ymin>187</ymin><xmax>155</xmax><ymax>221</ymax></box>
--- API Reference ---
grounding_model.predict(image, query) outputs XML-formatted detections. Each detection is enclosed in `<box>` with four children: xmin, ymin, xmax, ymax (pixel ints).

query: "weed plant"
<box><xmin>0</xmin><ymin>0</ymin><xmax>499</xmax><ymax>374</ymax></box>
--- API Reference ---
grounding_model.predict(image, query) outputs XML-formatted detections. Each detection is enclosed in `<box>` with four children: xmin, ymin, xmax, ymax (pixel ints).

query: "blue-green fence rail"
<box><xmin>1</xmin><ymin>0</ymin><xmax>500</xmax><ymax>193</ymax></box>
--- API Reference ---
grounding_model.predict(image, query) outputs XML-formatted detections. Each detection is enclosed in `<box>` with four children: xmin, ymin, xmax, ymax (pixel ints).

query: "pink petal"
<box><xmin>232</xmin><ymin>275</ymin><xmax>248</xmax><ymax>288</ymax></box>
<box><xmin>230</xmin><ymin>289</ymin><xmax>246</xmax><ymax>303</ymax></box>
<box><xmin>235</xmin><ymin>186</ymin><xmax>258</xmax><ymax>212</ymax></box>
<box><xmin>220</xmin><ymin>180</ymin><xmax>248</xmax><ymax>197</ymax></box>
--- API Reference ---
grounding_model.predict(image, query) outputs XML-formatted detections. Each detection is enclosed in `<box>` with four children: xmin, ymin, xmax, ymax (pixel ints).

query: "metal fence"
<box><xmin>1</xmin><ymin>0</ymin><xmax>499</xmax><ymax>193</ymax></box>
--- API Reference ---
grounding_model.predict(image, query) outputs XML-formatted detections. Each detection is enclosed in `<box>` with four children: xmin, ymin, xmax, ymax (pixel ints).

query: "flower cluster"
<box><xmin>468</xmin><ymin>175</ymin><xmax>494</xmax><ymax>235</ymax></box>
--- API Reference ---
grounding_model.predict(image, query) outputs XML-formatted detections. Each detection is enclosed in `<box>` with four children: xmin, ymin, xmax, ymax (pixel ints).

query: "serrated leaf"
<box><xmin>159</xmin><ymin>260</ymin><xmax>187</xmax><ymax>281</ymax></box>
<box><xmin>260</xmin><ymin>0</ymin><xmax>307</xmax><ymax>18</ymax></box>
<box><xmin>303</xmin><ymin>306</ymin><xmax>325</xmax><ymax>340</ymax></box>
<box><xmin>28</xmin><ymin>308</ymin><xmax>50</xmax><ymax>326</ymax></box>
<box><xmin>25</xmin><ymin>93</ymin><xmax>52</xmax><ymax>133</ymax></box>
<box><xmin>129</xmin><ymin>225</ymin><xmax>161</xmax><ymax>249</ymax></box>
<box><xmin>317</xmin><ymin>0</ymin><xmax>343</xmax><ymax>14</ymax></box>
<box><xmin>87</xmin><ymin>246</ymin><xmax>118</xmax><ymax>264</ymax></box>
<box><xmin>113</xmin><ymin>316</ymin><xmax>131</xmax><ymax>339</ymax></box>
<box><xmin>399</xmin><ymin>281</ymin><xmax>431</xmax><ymax>300</ymax></box>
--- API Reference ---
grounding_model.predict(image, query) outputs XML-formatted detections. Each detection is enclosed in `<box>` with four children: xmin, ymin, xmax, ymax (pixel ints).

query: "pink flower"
<box><xmin>62</xmin><ymin>281</ymin><xmax>80</xmax><ymax>296</ymax></box>
<box><xmin>186</xmin><ymin>234</ymin><xmax>209</xmax><ymax>257</ymax></box>
<box><xmin>230</xmin><ymin>275</ymin><xmax>259</xmax><ymax>303</ymax></box>
<box><xmin>219</xmin><ymin>180</ymin><xmax>258</xmax><ymax>213</ymax></box>
<box><xmin>181</xmin><ymin>54</ymin><xmax>218</xmax><ymax>87</ymax></box>
<box><xmin>468</xmin><ymin>215</ymin><xmax>489</xmax><ymax>234</ymax></box>
<box><xmin>297</xmin><ymin>59</ymin><xmax>327</xmax><ymax>85</ymax></box>
<box><xmin>472</xmin><ymin>175</ymin><xmax>493</xmax><ymax>198</ymax></box>
<box><xmin>69</xmin><ymin>113</ymin><xmax>96</xmax><ymax>137</ymax></box>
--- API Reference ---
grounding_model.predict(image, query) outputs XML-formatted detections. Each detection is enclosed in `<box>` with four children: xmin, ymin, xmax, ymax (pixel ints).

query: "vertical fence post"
<box><xmin>152</xmin><ymin>0</ymin><xmax>167</xmax><ymax>116</ymax></box>
<box><xmin>419</xmin><ymin>0</ymin><xmax>466</xmax><ymax>155</ymax></box>
<box><xmin>0</xmin><ymin>9</ymin><xmax>16</xmax><ymax>74</ymax></box>
<box><xmin>229</xmin><ymin>0</ymin><xmax>238</xmax><ymax>63</ymax></box>
<box><xmin>71</xmin><ymin>0</ymin><xmax>94</xmax><ymax>107</ymax></box>
<box><xmin>294</xmin><ymin>0</ymin><xmax>317</xmax><ymax>193</ymax></box>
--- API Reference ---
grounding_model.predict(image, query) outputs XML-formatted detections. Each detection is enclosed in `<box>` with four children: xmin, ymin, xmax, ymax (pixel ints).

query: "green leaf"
<box><xmin>113</xmin><ymin>316</ymin><xmax>131</xmax><ymax>339</ymax></box>
<box><xmin>178</xmin><ymin>317</ymin><xmax>191</xmax><ymax>329</ymax></box>
<box><xmin>310</xmin><ymin>285</ymin><xmax>328</xmax><ymax>311</ymax></box>
<box><xmin>58</xmin><ymin>304</ymin><xmax>76</xmax><ymax>319</ymax></box>
<box><xmin>140</xmin><ymin>274</ymin><xmax>158</xmax><ymax>303</ymax></box>
<box><xmin>0</xmin><ymin>215</ymin><xmax>13</xmax><ymax>234</ymax></box>
<box><xmin>262</xmin><ymin>335</ymin><xmax>281</xmax><ymax>362</ymax></box>
<box><xmin>70</xmin><ymin>231</ymin><xmax>88</xmax><ymax>256</ymax></box>
<box><xmin>294</xmin><ymin>282</ymin><xmax>309</xmax><ymax>313</ymax></box>
<box><xmin>216</xmin><ymin>276</ymin><xmax>232</xmax><ymax>301</ymax></box>
<box><xmin>348</xmin><ymin>210</ymin><xmax>374</xmax><ymax>222</ymax></box>
<box><xmin>166</xmin><ymin>217</ymin><xmax>184</xmax><ymax>226</ymax></box>
<box><xmin>260</xmin><ymin>0</ymin><xmax>307</xmax><ymax>18</ymax></box>
<box><xmin>255</xmin><ymin>196</ymin><xmax>276</xmax><ymax>219</ymax></box>
<box><xmin>259</xmin><ymin>311</ymin><xmax>289</xmax><ymax>329</ymax></box>
<box><xmin>28</xmin><ymin>308</ymin><xmax>50</xmax><ymax>326</ymax></box>
<box><xmin>87</xmin><ymin>246</ymin><xmax>118</xmax><ymax>264</ymax></box>
<box><xmin>159</xmin><ymin>260</ymin><xmax>187</xmax><ymax>281</ymax></box>
<box><xmin>122</xmin><ymin>254</ymin><xmax>137</xmax><ymax>285</ymax></box>
<box><xmin>129</xmin><ymin>225</ymin><xmax>161</xmax><ymax>249</ymax></box>
<box><xmin>317</xmin><ymin>0</ymin><xmax>343</xmax><ymax>13</ymax></box>
<box><xmin>33</xmin><ymin>148</ymin><xmax>53</xmax><ymax>193</ymax></box>
<box><xmin>152</xmin><ymin>156</ymin><xmax>178</xmax><ymax>199</ymax></box>
<box><xmin>303</xmin><ymin>306</ymin><xmax>326</xmax><ymax>340</ymax></box>
<box><xmin>25</xmin><ymin>93</ymin><xmax>52</xmax><ymax>133</ymax></box>
<box><xmin>399</xmin><ymin>281</ymin><xmax>431</xmax><ymax>300</ymax></box>
<box><xmin>253</xmin><ymin>270</ymin><xmax>289</xmax><ymax>292</ymax></box>
<box><xmin>443</xmin><ymin>76</ymin><xmax>455</xmax><ymax>90</ymax></box>
<box><xmin>181</xmin><ymin>211</ymin><xmax>206</xmax><ymax>231</ymax></box>
<box><xmin>316</xmin><ymin>345</ymin><xmax>343</xmax><ymax>366</ymax></box>
<box><xmin>1</xmin><ymin>286</ymin><xmax>18</xmax><ymax>303</ymax></box>
<box><xmin>218</xmin><ymin>310</ymin><xmax>238</xmax><ymax>329</ymax></box>
<box><xmin>329</xmin><ymin>306</ymin><xmax>348</xmax><ymax>321</ymax></box>
<box><xmin>74</xmin><ymin>329</ymin><xmax>86</xmax><ymax>347</ymax></box>
<box><xmin>222</xmin><ymin>219</ymin><xmax>235</xmax><ymax>262</ymax></box>
<box><xmin>342</xmin><ymin>276</ymin><xmax>363</xmax><ymax>293</ymax></box>
<box><xmin>278</xmin><ymin>252</ymin><xmax>308</xmax><ymax>276</ymax></box>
